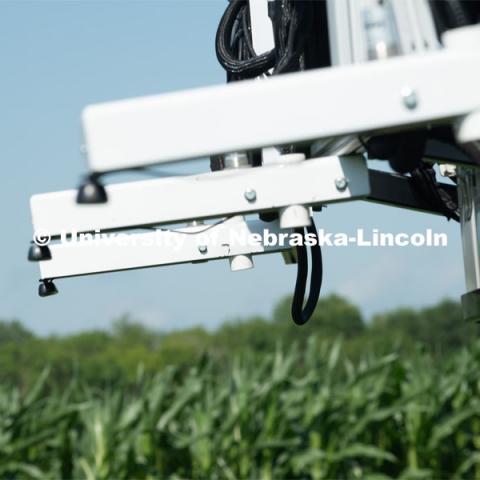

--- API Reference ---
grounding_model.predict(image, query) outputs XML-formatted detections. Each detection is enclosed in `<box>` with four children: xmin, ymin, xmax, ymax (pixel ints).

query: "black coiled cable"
<box><xmin>271</xmin><ymin>0</ymin><xmax>313</xmax><ymax>75</ymax></box>
<box><xmin>215</xmin><ymin>0</ymin><xmax>314</xmax><ymax>80</ymax></box>
<box><xmin>291</xmin><ymin>221</ymin><xmax>323</xmax><ymax>326</ymax></box>
<box><xmin>215</xmin><ymin>0</ymin><xmax>276</xmax><ymax>79</ymax></box>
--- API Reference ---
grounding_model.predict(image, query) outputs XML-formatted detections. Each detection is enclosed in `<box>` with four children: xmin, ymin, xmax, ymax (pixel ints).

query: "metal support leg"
<box><xmin>458</xmin><ymin>167</ymin><xmax>480</xmax><ymax>321</ymax></box>
<box><xmin>456</xmin><ymin>107</ymin><xmax>480</xmax><ymax>321</ymax></box>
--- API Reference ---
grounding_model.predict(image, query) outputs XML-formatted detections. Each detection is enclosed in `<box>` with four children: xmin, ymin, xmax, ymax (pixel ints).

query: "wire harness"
<box><xmin>291</xmin><ymin>221</ymin><xmax>323</xmax><ymax>326</ymax></box>
<box><xmin>215</xmin><ymin>0</ymin><xmax>315</xmax><ymax>81</ymax></box>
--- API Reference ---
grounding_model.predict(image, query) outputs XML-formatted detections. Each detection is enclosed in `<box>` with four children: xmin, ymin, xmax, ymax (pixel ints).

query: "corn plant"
<box><xmin>1</xmin><ymin>338</ymin><xmax>480</xmax><ymax>479</ymax></box>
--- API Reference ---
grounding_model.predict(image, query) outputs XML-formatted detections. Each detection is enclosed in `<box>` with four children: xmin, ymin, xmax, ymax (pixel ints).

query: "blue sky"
<box><xmin>0</xmin><ymin>1</ymin><xmax>465</xmax><ymax>335</ymax></box>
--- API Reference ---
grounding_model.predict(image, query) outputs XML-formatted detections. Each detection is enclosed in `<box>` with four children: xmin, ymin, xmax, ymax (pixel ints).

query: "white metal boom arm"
<box><xmin>27</xmin><ymin>1</ymin><xmax>480</xmax><ymax>324</ymax></box>
<box><xmin>82</xmin><ymin>49</ymin><xmax>480</xmax><ymax>172</ymax></box>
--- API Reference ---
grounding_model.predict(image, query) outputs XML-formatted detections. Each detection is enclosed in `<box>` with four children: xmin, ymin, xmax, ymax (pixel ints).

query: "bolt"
<box><xmin>402</xmin><ymin>87</ymin><xmax>418</xmax><ymax>110</ymax></box>
<box><xmin>224</xmin><ymin>152</ymin><xmax>250</xmax><ymax>169</ymax></box>
<box><xmin>198</xmin><ymin>245</ymin><xmax>208</xmax><ymax>254</ymax></box>
<box><xmin>244</xmin><ymin>188</ymin><xmax>257</xmax><ymax>202</ymax></box>
<box><xmin>335</xmin><ymin>177</ymin><xmax>348</xmax><ymax>191</ymax></box>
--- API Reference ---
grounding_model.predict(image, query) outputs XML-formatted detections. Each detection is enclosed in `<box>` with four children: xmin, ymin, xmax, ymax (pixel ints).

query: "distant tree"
<box><xmin>371</xmin><ymin>299</ymin><xmax>479</xmax><ymax>354</ymax></box>
<box><xmin>418</xmin><ymin>299</ymin><xmax>477</xmax><ymax>353</ymax></box>
<box><xmin>157</xmin><ymin>327</ymin><xmax>211</xmax><ymax>368</ymax></box>
<box><xmin>213</xmin><ymin>316</ymin><xmax>278</xmax><ymax>354</ymax></box>
<box><xmin>112</xmin><ymin>315</ymin><xmax>161</xmax><ymax>349</ymax></box>
<box><xmin>0</xmin><ymin>319</ymin><xmax>34</xmax><ymax>345</ymax></box>
<box><xmin>371</xmin><ymin>307</ymin><xmax>421</xmax><ymax>342</ymax></box>
<box><xmin>0</xmin><ymin>295</ymin><xmax>476</xmax><ymax>390</ymax></box>
<box><xmin>272</xmin><ymin>294</ymin><xmax>365</xmax><ymax>340</ymax></box>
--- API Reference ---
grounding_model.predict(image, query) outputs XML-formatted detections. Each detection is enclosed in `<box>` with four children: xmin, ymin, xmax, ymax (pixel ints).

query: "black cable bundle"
<box><xmin>411</xmin><ymin>163</ymin><xmax>460</xmax><ymax>222</ymax></box>
<box><xmin>291</xmin><ymin>222</ymin><xmax>322</xmax><ymax>326</ymax></box>
<box><xmin>273</xmin><ymin>0</ymin><xmax>315</xmax><ymax>74</ymax></box>
<box><xmin>215</xmin><ymin>0</ymin><xmax>275</xmax><ymax>80</ymax></box>
<box><xmin>429</xmin><ymin>0</ymin><xmax>480</xmax><ymax>35</ymax></box>
<box><xmin>215</xmin><ymin>0</ymin><xmax>315</xmax><ymax>81</ymax></box>
<box><xmin>216</xmin><ymin>1</ymin><xmax>323</xmax><ymax>324</ymax></box>
<box><xmin>444</xmin><ymin>0</ymin><xmax>472</xmax><ymax>27</ymax></box>
<box><xmin>363</xmin><ymin>131</ymin><xmax>460</xmax><ymax>223</ymax></box>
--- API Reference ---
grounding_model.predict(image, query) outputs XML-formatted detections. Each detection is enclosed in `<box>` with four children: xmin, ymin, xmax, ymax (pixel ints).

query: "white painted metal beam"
<box><xmin>39</xmin><ymin>217</ymin><xmax>292</xmax><ymax>279</ymax></box>
<box><xmin>82</xmin><ymin>48</ymin><xmax>480</xmax><ymax>172</ymax></box>
<box><xmin>31</xmin><ymin>155</ymin><xmax>370</xmax><ymax>237</ymax></box>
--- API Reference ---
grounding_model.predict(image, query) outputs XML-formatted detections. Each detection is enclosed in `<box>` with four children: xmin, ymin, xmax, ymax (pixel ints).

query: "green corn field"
<box><xmin>2</xmin><ymin>337</ymin><xmax>480</xmax><ymax>479</ymax></box>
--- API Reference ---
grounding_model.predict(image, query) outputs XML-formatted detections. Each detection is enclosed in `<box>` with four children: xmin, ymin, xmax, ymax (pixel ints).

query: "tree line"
<box><xmin>0</xmin><ymin>294</ymin><xmax>477</xmax><ymax>389</ymax></box>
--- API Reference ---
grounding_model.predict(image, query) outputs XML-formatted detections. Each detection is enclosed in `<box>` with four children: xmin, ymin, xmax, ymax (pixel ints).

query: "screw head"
<box><xmin>198</xmin><ymin>244</ymin><xmax>208</xmax><ymax>254</ymax></box>
<box><xmin>335</xmin><ymin>177</ymin><xmax>348</xmax><ymax>191</ymax></box>
<box><xmin>402</xmin><ymin>87</ymin><xmax>418</xmax><ymax>110</ymax></box>
<box><xmin>244</xmin><ymin>188</ymin><xmax>257</xmax><ymax>202</ymax></box>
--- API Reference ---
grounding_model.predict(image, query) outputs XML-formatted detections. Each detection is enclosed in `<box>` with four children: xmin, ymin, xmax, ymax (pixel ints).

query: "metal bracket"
<box><xmin>367</xmin><ymin>169</ymin><xmax>457</xmax><ymax>216</ymax></box>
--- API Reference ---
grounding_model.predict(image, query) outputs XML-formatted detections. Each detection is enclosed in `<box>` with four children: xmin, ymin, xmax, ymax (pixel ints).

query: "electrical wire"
<box><xmin>361</xmin><ymin>133</ymin><xmax>459</xmax><ymax>222</ymax></box>
<box><xmin>159</xmin><ymin>215</ymin><xmax>324</xmax><ymax>326</ymax></box>
<box><xmin>157</xmin><ymin>217</ymin><xmax>234</xmax><ymax>235</ymax></box>
<box><xmin>215</xmin><ymin>0</ymin><xmax>276</xmax><ymax>79</ymax></box>
<box><xmin>142</xmin><ymin>217</ymin><xmax>233</xmax><ymax>235</ymax></box>
<box><xmin>291</xmin><ymin>221</ymin><xmax>323</xmax><ymax>326</ymax></box>
<box><xmin>130</xmin><ymin>167</ymin><xmax>193</xmax><ymax>178</ymax></box>
<box><xmin>411</xmin><ymin>163</ymin><xmax>460</xmax><ymax>222</ymax></box>
<box><xmin>215</xmin><ymin>0</ymin><xmax>314</xmax><ymax>81</ymax></box>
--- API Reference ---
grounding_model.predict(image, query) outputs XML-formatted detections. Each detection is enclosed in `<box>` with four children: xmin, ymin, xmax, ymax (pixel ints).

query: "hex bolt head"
<box><xmin>198</xmin><ymin>245</ymin><xmax>208</xmax><ymax>254</ymax></box>
<box><xmin>244</xmin><ymin>188</ymin><xmax>257</xmax><ymax>202</ymax></box>
<box><xmin>335</xmin><ymin>177</ymin><xmax>348</xmax><ymax>191</ymax></box>
<box><xmin>402</xmin><ymin>87</ymin><xmax>418</xmax><ymax>110</ymax></box>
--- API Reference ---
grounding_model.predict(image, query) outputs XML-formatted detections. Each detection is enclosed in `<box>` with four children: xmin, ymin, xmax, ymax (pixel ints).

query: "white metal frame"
<box><xmin>39</xmin><ymin>217</ymin><xmax>292</xmax><ymax>280</ymax></box>
<box><xmin>31</xmin><ymin>155</ymin><xmax>369</xmax><ymax>236</ymax></box>
<box><xmin>82</xmin><ymin>47</ymin><xmax>480</xmax><ymax>172</ymax></box>
<box><xmin>392</xmin><ymin>0</ymin><xmax>439</xmax><ymax>54</ymax></box>
<box><xmin>29</xmin><ymin>18</ymin><xmax>480</xmax><ymax>323</ymax></box>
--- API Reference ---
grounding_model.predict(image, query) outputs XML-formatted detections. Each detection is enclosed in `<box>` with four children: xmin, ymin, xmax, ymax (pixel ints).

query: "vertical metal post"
<box><xmin>444</xmin><ymin>26</ymin><xmax>480</xmax><ymax>321</ymax></box>
<box><xmin>458</xmin><ymin>166</ymin><xmax>480</xmax><ymax>321</ymax></box>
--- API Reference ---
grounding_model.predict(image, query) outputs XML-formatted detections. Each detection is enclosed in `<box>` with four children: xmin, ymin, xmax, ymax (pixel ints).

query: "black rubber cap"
<box><xmin>38</xmin><ymin>280</ymin><xmax>58</xmax><ymax>297</ymax></box>
<box><xmin>28</xmin><ymin>244</ymin><xmax>52</xmax><ymax>262</ymax></box>
<box><xmin>76</xmin><ymin>177</ymin><xmax>107</xmax><ymax>204</ymax></box>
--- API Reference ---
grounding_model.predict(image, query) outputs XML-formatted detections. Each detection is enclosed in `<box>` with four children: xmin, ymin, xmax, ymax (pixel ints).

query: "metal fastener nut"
<box><xmin>244</xmin><ymin>188</ymin><xmax>257</xmax><ymax>202</ymax></box>
<box><xmin>402</xmin><ymin>87</ymin><xmax>418</xmax><ymax>110</ymax></box>
<box><xmin>198</xmin><ymin>245</ymin><xmax>208</xmax><ymax>254</ymax></box>
<box><xmin>225</xmin><ymin>152</ymin><xmax>250</xmax><ymax>169</ymax></box>
<box><xmin>335</xmin><ymin>177</ymin><xmax>348</xmax><ymax>191</ymax></box>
